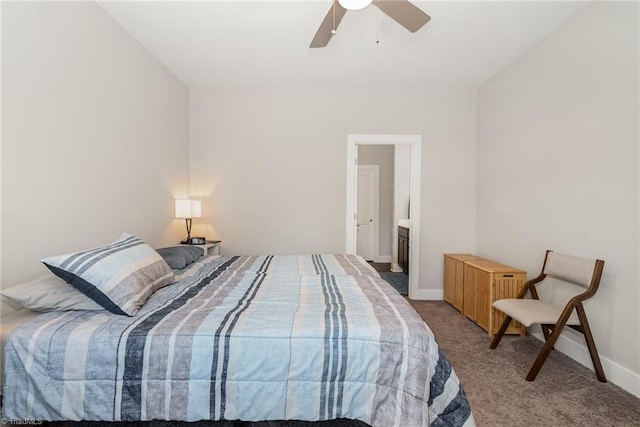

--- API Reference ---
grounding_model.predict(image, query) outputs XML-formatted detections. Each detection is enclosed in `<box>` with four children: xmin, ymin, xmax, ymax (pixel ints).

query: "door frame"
<box><xmin>346</xmin><ymin>134</ymin><xmax>422</xmax><ymax>299</ymax></box>
<box><xmin>356</xmin><ymin>165</ymin><xmax>380</xmax><ymax>262</ymax></box>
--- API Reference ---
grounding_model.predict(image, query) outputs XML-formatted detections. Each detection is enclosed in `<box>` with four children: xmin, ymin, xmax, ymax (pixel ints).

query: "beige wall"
<box><xmin>1</xmin><ymin>2</ymin><xmax>190</xmax><ymax>301</ymax></box>
<box><xmin>358</xmin><ymin>145</ymin><xmax>394</xmax><ymax>260</ymax></box>
<box><xmin>189</xmin><ymin>89</ymin><xmax>478</xmax><ymax>293</ymax></box>
<box><xmin>477</xmin><ymin>2</ymin><xmax>639</xmax><ymax>395</ymax></box>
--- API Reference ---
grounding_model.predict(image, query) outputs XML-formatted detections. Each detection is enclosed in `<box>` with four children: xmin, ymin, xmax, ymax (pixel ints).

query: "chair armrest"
<box><xmin>517</xmin><ymin>273</ymin><xmax>546</xmax><ymax>299</ymax></box>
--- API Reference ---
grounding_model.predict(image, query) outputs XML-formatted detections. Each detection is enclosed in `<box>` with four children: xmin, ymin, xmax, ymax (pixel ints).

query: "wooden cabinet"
<box><xmin>398</xmin><ymin>226</ymin><xmax>409</xmax><ymax>274</ymax></box>
<box><xmin>443</xmin><ymin>254</ymin><xmax>527</xmax><ymax>336</ymax></box>
<box><xmin>463</xmin><ymin>259</ymin><xmax>527</xmax><ymax>337</ymax></box>
<box><xmin>443</xmin><ymin>254</ymin><xmax>482</xmax><ymax>312</ymax></box>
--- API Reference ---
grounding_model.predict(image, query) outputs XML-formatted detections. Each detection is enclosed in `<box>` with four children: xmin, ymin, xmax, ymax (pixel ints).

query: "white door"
<box><xmin>356</xmin><ymin>166</ymin><xmax>377</xmax><ymax>261</ymax></box>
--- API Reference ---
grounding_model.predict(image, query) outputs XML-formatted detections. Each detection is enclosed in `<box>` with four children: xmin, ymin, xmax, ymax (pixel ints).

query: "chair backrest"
<box><xmin>543</xmin><ymin>251</ymin><xmax>603</xmax><ymax>289</ymax></box>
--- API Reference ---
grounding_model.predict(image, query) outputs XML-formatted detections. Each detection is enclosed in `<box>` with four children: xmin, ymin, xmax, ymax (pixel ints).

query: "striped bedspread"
<box><xmin>3</xmin><ymin>255</ymin><xmax>474</xmax><ymax>426</ymax></box>
<box><xmin>227</xmin><ymin>253</ymin><xmax>382</xmax><ymax>277</ymax></box>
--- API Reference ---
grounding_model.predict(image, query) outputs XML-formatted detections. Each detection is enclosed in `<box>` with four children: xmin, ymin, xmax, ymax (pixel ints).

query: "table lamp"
<box><xmin>175</xmin><ymin>199</ymin><xmax>202</xmax><ymax>244</ymax></box>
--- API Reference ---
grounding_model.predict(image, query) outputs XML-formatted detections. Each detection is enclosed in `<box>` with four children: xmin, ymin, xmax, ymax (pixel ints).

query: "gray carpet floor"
<box><xmin>410</xmin><ymin>300</ymin><xmax>640</xmax><ymax>427</ymax></box>
<box><xmin>380</xmin><ymin>272</ymin><xmax>408</xmax><ymax>296</ymax></box>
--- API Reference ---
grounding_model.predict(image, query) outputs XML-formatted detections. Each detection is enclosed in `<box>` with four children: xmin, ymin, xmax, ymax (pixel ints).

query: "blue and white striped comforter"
<box><xmin>3</xmin><ymin>255</ymin><xmax>474</xmax><ymax>426</ymax></box>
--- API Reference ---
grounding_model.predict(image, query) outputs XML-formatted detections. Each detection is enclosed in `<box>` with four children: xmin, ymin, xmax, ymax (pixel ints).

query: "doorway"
<box><xmin>346</xmin><ymin>134</ymin><xmax>422</xmax><ymax>299</ymax></box>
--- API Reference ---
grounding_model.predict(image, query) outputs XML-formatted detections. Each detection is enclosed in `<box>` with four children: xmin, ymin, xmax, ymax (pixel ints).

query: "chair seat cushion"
<box><xmin>493</xmin><ymin>299</ymin><xmax>580</xmax><ymax>327</ymax></box>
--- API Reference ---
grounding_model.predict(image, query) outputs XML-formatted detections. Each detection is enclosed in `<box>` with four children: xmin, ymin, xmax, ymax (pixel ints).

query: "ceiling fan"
<box><xmin>310</xmin><ymin>0</ymin><xmax>431</xmax><ymax>48</ymax></box>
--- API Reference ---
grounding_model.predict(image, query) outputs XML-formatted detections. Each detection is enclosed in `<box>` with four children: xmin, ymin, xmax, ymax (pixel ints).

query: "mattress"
<box><xmin>2</xmin><ymin>254</ymin><xmax>474</xmax><ymax>426</ymax></box>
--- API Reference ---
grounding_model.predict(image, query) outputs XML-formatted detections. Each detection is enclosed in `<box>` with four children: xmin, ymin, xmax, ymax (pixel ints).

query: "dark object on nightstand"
<box><xmin>182</xmin><ymin>236</ymin><xmax>206</xmax><ymax>245</ymax></box>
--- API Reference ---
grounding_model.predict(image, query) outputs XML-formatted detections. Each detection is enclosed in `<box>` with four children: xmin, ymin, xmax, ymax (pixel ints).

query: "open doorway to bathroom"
<box><xmin>346</xmin><ymin>134</ymin><xmax>421</xmax><ymax>299</ymax></box>
<box><xmin>355</xmin><ymin>145</ymin><xmax>410</xmax><ymax>296</ymax></box>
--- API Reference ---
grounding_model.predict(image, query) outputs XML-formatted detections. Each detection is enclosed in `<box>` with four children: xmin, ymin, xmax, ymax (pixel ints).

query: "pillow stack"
<box><xmin>41</xmin><ymin>233</ymin><xmax>174</xmax><ymax>316</ymax></box>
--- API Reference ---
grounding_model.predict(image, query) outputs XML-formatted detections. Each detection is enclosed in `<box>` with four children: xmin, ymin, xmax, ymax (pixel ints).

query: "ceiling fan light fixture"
<box><xmin>338</xmin><ymin>0</ymin><xmax>373</xmax><ymax>11</ymax></box>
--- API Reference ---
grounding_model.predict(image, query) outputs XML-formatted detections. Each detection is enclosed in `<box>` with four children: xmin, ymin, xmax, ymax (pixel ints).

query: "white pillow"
<box><xmin>0</xmin><ymin>274</ymin><xmax>104</xmax><ymax>312</ymax></box>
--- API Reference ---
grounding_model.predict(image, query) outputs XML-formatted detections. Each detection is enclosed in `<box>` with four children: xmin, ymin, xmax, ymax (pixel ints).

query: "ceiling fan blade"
<box><xmin>310</xmin><ymin>2</ymin><xmax>348</xmax><ymax>48</ymax></box>
<box><xmin>375</xmin><ymin>0</ymin><xmax>431</xmax><ymax>33</ymax></box>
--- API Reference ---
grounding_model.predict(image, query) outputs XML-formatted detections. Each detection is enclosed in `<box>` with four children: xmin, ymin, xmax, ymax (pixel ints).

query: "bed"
<box><xmin>2</xmin><ymin>249</ymin><xmax>474</xmax><ymax>426</ymax></box>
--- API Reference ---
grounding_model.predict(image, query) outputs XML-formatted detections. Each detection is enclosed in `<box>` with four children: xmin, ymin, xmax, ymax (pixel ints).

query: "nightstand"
<box><xmin>182</xmin><ymin>240</ymin><xmax>221</xmax><ymax>256</ymax></box>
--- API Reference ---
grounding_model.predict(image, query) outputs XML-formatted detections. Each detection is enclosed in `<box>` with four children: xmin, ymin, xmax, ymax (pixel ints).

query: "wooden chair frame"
<box><xmin>489</xmin><ymin>250</ymin><xmax>606</xmax><ymax>382</ymax></box>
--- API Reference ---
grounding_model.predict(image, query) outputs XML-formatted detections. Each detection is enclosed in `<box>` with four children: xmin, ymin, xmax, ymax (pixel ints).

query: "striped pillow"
<box><xmin>41</xmin><ymin>233</ymin><xmax>174</xmax><ymax>316</ymax></box>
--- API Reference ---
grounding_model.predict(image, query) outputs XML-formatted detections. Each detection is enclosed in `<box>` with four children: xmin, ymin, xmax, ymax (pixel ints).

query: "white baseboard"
<box><xmin>410</xmin><ymin>288</ymin><xmax>443</xmax><ymax>300</ymax></box>
<box><xmin>390</xmin><ymin>263</ymin><xmax>403</xmax><ymax>272</ymax></box>
<box><xmin>374</xmin><ymin>255</ymin><xmax>392</xmax><ymax>263</ymax></box>
<box><xmin>531</xmin><ymin>330</ymin><xmax>640</xmax><ymax>397</ymax></box>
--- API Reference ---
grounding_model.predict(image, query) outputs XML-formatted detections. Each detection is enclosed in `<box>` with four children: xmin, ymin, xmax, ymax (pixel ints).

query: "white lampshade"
<box><xmin>175</xmin><ymin>199</ymin><xmax>202</xmax><ymax>219</ymax></box>
<box><xmin>338</xmin><ymin>0</ymin><xmax>372</xmax><ymax>11</ymax></box>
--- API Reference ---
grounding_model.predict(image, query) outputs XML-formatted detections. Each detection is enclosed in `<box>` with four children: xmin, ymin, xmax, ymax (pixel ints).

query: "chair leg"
<box><xmin>576</xmin><ymin>304</ymin><xmax>607</xmax><ymax>382</ymax></box>
<box><xmin>489</xmin><ymin>315</ymin><xmax>512</xmax><ymax>349</ymax></box>
<box><xmin>526</xmin><ymin>318</ymin><xmax>568</xmax><ymax>381</ymax></box>
<box><xmin>540</xmin><ymin>323</ymin><xmax>551</xmax><ymax>343</ymax></box>
<box><xmin>539</xmin><ymin>324</ymin><xmax>556</xmax><ymax>350</ymax></box>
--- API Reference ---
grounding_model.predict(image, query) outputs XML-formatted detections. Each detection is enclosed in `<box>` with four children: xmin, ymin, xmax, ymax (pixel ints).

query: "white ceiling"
<box><xmin>98</xmin><ymin>1</ymin><xmax>590</xmax><ymax>90</ymax></box>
